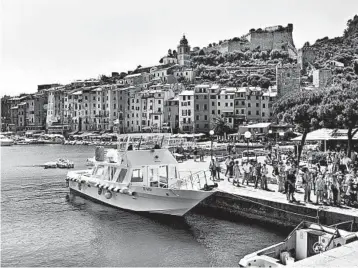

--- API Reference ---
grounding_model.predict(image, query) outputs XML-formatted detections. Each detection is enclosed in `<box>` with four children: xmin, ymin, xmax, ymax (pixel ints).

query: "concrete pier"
<box><xmin>178</xmin><ymin>159</ymin><xmax>358</xmax><ymax>231</ymax></box>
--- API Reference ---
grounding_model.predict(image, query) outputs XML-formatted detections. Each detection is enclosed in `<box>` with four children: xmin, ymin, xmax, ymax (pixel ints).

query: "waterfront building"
<box><xmin>1</xmin><ymin>96</ymin><xmax>12</xmax><ymax>132</ymax></box>
<box><xmin>178</xmin><ymin>90</ymin><xmax>195</xmax><ymax>132</ymax></box>
<box><xmin>25</xmin><ymin>93</ymin><xmax>47</xmax><ymax>132</ymax></box>
<box><xmin>219</xmin><ymin>87</ymin><xmax>236</xmax><ymax>129</ymax></box>
<box><xmin>234</xmin><ymin>87</ymin><xmax>247</xmax><ymax>127</ymax></box>
<box><xmin>246</xmin><ymin>87</ymin><xmax>264</xmax><ymax>123</ymax></box>
<box><xmin>194</xmin><ymin>85</ymin><xmax>210</xmax><ymax>133</ymax></box>
<box><xmin>164</xmin><ymin>97</ymin><xmax>179</xmax><ymax>132</ymax></box>
<box><xmin>46</xmin><ymin>86</ymin><xmax>66</xmax><ymax>132</ymax></box>
<box><xmin>208</xmin><ymin>84</ymin><xmax>220</xmax><ymax>129</ymax></box>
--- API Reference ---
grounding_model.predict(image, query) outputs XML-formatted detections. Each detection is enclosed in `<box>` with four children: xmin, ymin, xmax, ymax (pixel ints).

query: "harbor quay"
<box><xmin>177</xmin><ymin>158</ymin><xmax>358</xmax><ymax>231</ymax></box>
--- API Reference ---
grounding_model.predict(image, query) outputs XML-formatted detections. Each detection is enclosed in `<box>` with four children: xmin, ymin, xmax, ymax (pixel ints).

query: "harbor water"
<box><xmin>1</xmin><ymin>145</ymin><xmax>285</xmax><ymax>267</ymax></box>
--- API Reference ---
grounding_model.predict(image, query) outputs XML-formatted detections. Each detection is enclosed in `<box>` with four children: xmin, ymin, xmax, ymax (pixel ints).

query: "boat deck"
<box><xmin>289</xmin><ymin>240</ymin><xmax>358</xmax><ymax>268</ymax></box>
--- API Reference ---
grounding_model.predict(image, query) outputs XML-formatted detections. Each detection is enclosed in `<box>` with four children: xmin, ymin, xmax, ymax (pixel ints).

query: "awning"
<box><xmin>68</xmin><ymin>130</ymin><xmax>79</xmax><ymax>135</ymax></box>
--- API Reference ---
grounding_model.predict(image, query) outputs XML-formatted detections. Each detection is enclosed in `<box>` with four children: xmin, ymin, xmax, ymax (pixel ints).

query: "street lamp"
<box><xmin>244</xmin><ymin>131</ymin><xmax>252</xmax><ymax>162</ymax></box>
<box><xmin>209</xmin><ymin>130</ymin><xmax>214</xmax><ymax>160</ymax></box>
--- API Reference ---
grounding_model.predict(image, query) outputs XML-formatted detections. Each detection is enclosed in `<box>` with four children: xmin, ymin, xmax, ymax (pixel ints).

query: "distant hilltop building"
<box><xmin>247</xmin><ymin>24</ymin><xmax>295</xmax><ymax>51</ymax></box>
<box><xmin>297</xmin><ymin>45</ymin><xmax>317</xmax><ymax>70</ymax></box>
<box><xmin>313</xmin><ymin>68</ymin><xmax>333</xmax><ymax>88</ymax></box>
<box><xmin>159</xmin><ymin>35</ymin><xmax>191</xmax><ymax>67</ymax></box>
<box><xmin>203</xmin><ymin>23</ymin><xmax>297</xmax><ymax>58</ymax></box>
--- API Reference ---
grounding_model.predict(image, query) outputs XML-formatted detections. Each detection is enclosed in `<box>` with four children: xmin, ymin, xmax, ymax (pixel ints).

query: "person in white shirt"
<box><xmin>242</xmin><ymin>161</ymin><xmax>252</xmax><ymax>186</ymax></box>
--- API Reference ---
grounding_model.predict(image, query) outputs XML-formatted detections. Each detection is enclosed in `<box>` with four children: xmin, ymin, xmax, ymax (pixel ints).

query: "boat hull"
<box><xmin>0</xmin><ymin>140</ymin><xmax>14</xmax><ymax>146</ymax></box>
<box><xmin>68</xmin><ymin>181</ymin><xmax>213</xmax><ymax>217</ymax></box>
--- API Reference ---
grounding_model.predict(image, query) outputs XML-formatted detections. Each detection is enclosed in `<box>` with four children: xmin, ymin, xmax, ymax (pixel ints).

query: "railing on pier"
<box><xmin>170</xmin><ymin>170</ymin><xmax>214</xmax><ymax>191</ymax></box>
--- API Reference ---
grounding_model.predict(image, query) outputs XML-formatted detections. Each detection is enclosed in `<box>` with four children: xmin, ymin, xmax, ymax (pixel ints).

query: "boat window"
<box><xmin>110</xmin><ymin>167</ymin><xmax>117</xmax><ymax>181</ymax></box>
<box><xmin>94</xmin><ymin>165</ymin><xmax>105</xmax><ymax>176</ymax></box>
<box><xmin>131</xmin><ymin>169</ymin><xmax>143</xmax><ymax>182</ymax></box>
<box><xmin>116</xmin><ymin>169</ymin><xmax>127</xmax><ymax>183</ymax></box>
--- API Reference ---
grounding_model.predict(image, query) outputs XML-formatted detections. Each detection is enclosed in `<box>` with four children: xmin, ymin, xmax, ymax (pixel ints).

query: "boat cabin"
<box><xmin>91</xmin><ymin>149</ymin><xmax>180</xmax><ymax>189</ymax></box>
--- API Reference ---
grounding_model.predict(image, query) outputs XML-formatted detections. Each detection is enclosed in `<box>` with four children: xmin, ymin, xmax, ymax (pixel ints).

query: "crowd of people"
<box><xmin>208</xmin><ymin>150</ymin><xmax>358</xmax><ymax>208</ymax></box>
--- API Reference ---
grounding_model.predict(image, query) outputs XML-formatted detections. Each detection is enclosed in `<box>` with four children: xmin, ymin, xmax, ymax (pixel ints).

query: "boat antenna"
<box><xmin>160</xmin><ymin>135</ymin><xmax>165</xmax><ymax>148</ymax></box>
<box><xmin>137</xmin><ymin>136</ymin><xmax>143</xmax><ymax>150</ymax></box>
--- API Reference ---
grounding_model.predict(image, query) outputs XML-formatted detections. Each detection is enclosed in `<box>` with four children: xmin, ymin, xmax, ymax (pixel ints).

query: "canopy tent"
<box><xmin>291</xmin><ymin>128</ymin><xmax>358</xmax><ymax>141</ymax></box>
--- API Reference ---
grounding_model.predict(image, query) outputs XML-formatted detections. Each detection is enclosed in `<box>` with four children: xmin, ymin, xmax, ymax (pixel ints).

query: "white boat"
<box><xmin>57</xmin><ymin>158</ymin><xmax>74</xmax><ymax>168</ymax></box>
<box><xmin>239</xmin><ymin>221</ymin><xmax>358</xmax><ymax>267</ymax></box>
<box><xmin>44</xmin><ymin>162</ymin><xmax>58</xmax><ymax>169</ymax></box>
<box><xmin>15</xmin><ymin>140</ymin><xmax>30</xmax><ymax>145</ymax></box>
<box><xmin>66</xmin><ymin>134</ymin><xmax>216</xmax><ymax>216</ymax></box>
<box><xmin>0</xmin><ymin>135</ymin><xmax>14</xmax><ymax>146</ymax></box>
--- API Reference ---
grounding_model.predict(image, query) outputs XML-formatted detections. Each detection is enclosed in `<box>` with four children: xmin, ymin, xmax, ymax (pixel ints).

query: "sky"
<box><xmin>1</xmin><ymin>0</ymin><xmax>357</xmax><ymax>96</ymax></box>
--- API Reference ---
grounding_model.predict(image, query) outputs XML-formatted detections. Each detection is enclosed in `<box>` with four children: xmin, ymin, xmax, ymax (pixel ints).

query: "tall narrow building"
<box><xmin>177</xmin><ymin>35</ymin><xmax>191</xmax><ymax>67</ymax></box>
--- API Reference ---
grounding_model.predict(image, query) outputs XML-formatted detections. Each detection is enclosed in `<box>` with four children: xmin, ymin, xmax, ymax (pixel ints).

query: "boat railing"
<box><xmin>170</xmin><ymin>170</ymin><xmax>213</xmax><ymax>190</ymax></box>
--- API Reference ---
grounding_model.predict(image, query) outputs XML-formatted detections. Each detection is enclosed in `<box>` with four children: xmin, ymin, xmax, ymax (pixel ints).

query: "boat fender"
<box><xmin>98</xmin><ymin>188</ymin><xmax>103</xmax><ymax>195</ymax></box>
<box><xmin>119</xmin><ymin>189</ymin><xmax>124</xmax><ymax>194</ymax></box>
<box><xmin>121</xmin><ymin>188</ymin><xmax>129</xmax><ymax>194</ymax></box>
<box><xmin>78</xmin><ymin>182</ymin><xmax>82</xmax><ymax>190</ymax></box>
<box><xmin>128</xmin><ymin>191</ymin><xmax>133</xmax><ymax>196</ymax></box>
<box><xmin>95</xmin><ymin>183</ymin><xmax>100</xmax><ymax>187</ymax></box>
<box><xmin>114</xmin><ymin>187</ymin><xmax>120</xmax><ymax>192</ymax></box>
<box><xmin>106</xmin><ymin>185</ymin><xmax>111</xmax><ymax>190</ymax></box>
<box><xmin>111</xmin><ymin>186</ymin><xmax>116</xmax><ymax>191</ymax></box>
<box><xmin>104</xmin><ymin>191</ymin><xmax>112</xmax><ymax>199</ymax></box>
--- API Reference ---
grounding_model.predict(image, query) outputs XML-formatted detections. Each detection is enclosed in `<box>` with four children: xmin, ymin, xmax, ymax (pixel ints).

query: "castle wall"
<box><xmin>248</xmin><ymin>30</ymin><xmax>294</xmax><ymax>51</ymax></box>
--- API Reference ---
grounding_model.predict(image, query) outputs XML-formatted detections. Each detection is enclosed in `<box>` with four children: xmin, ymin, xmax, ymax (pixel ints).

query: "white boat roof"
<box><xmin>125</xmin><ymin>149</ymin><xmax>177</xmax><ymax>167</ymax></box>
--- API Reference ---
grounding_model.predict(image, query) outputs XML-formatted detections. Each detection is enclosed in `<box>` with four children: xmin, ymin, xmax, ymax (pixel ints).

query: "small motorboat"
<box><xmin>57</xmin><ymin>159</ymin><xmax>74</xmax><ymax>169</ymax></box>
<box><xmin>239</xmin><ymin>221</ymin><xmax>358</xmax><ymax>267</ymax></box>
<box><xmin>0</xmin><ymin>135</ymin><xmax>14</xmax><ymax>146</ymax></box>
<box><xmin>85</xmin><ymin>157</ymin><xmax>96</xmax><ymax>166</ymax></box>
<box><xmin>44</xmin><ymin>162</ymin><xmax>57</xmax><ymax>169</ymax></box>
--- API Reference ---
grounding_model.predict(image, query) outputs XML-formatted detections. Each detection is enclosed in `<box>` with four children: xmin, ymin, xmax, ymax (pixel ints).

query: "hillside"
<box><xmin>191</xmin><ymin>16</ymin><xmax>358</xmax><ymax>89</ymax></box>
<box><xmin>304</xmin><ymin>15</ymin><xmax>358</xmax><ymax>88</ymax></box>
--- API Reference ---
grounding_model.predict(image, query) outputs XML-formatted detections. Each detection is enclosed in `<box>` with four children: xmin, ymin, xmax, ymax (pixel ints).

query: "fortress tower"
<box><xmin>177</xmin><ymin>35</ymin><xmax>191</xmax><ymax>67</ymax></box>
<box><xmin>297</xmin><ymin>46</ymin><xmax>317</xmax><ymax>70</ymax></box>
<box><xmin>276</xmin><ymin>63</ymin><xmax>301</xmax><ymax>97</ymax></box>
<box><xmin>247</xmin><ymin>24</ymin><xmax>295</xmax><ymax>51</ymax></box>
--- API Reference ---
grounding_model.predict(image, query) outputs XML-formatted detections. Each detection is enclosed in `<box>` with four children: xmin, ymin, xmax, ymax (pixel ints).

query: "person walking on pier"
<box><xmin>330</xmin><ymin>175</ymin><xmax>340</xmax><ymax>206</ymax></box>
<box><xmin>316</xmin><ymin>174</ymin><xmax>325</xmax><ymax>204</ymax></box>
<box><xmin>225</xmin><ymin>156</ymin><xmax>231</xmax><ymax>177</ymax></box>
<box><xmin>215</xmin><ymin>159</ymin><xmax>222</xmax><ymax>180</ymax></box>
<box><xmin>302</xmin><ymin>168</ymin><xmax>312</xmax><ymax>203</ymax></box>
<box><xmin>242</xmin><ymin>160</ymin><xmax>252</xmax><ymax>186</ymax></box>
<box><xmin>254</xmin><ymin>162</ymin><xmax>262</xmax><ymax>189</ymax></box>
<box><xmin>286</xmin><ymin>169</ymin><xmax>296</xmax><ymax>203</ymax></box>
<box><xmin>233</xmin><ymin>161</ymin><xmax>241</xmax><ymax>186</ymax></box>
<box><xmin>278</xmin><ymin>162</ymin><xmax>285</xmax><ymax>192</ymax></box>
<box><xmin>209</xmin><ymin>159</ymin><xmax>217</xmax><ymax>181</ymax></box>
<box><xmin>261</xmin><ymin>163</ymin><xmax>268</xmax><ymax>190</ymax></box>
